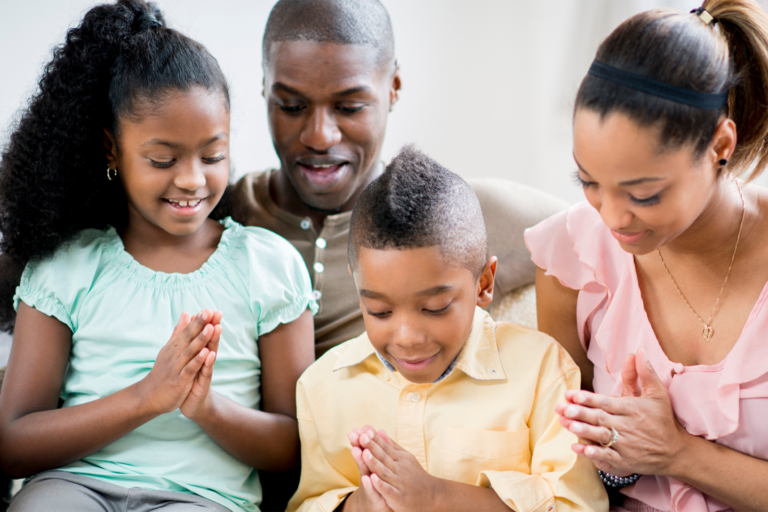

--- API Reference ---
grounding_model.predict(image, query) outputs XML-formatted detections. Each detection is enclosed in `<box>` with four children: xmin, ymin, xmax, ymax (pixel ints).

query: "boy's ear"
<box><xmin>348</xmin><ymin>264</ymin><xmax>353</xmax><ymax>277</ymax></box>
<box><xmin>476</xmin><ymin>256</ymin><xmax>497</xmax><ymax>308</ymax></box>
<box><xmin>103</xmin><ymin>128</ymin><xmax>118</xmax><ymax>168</ymax></box>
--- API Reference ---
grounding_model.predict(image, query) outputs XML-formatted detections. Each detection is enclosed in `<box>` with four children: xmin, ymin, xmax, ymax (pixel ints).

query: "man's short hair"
<box><xmin>348</xmin><ymin>145</ymin><xmax>488</xmax><ymax>278</ymax></box>
<box><xmin>262</xmin><ymin>0</ymin><xmax>395</xmax><ymax>66</ymax></box>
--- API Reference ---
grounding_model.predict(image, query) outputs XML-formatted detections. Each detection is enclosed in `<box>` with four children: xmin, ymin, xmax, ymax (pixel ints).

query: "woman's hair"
<box><xmin>0</xmin><ymin>0</ymin><xmax>229</xmax><ymax>331</ymax></box>
<box><xmin>575</xmin><ymin>0</ymin><xmax>768</xmax><ymax>178</ymax></box>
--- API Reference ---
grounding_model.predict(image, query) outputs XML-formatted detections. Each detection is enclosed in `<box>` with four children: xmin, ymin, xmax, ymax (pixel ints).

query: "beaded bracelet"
<box><xmin>598</xmin><ymin>469</ymin><xmax>642</xmax><ymax>489</ymax></box>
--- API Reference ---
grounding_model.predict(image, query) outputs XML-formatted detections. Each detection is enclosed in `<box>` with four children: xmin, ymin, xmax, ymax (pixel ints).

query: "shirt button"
<box><xmin>382</xmin><ymin>373</ymin><xmax>390</xmax><ymax>382</ymax></box>
<box><xmin>547</xmin><ymin>507</ymin><xmax>555</xmax><ymax>512</ymax></box>
<box><xmin>315</xmin><ymin>238</ymin><xmax>327</xmax><ymax>249</ymax></box>
<box><xmin>300</xmin><ymin>219</ymin><xmax>311</xmax><ymax>230</ymax></box>
<box><xmin>409</xmin><ymin>392</ymin><xmax>421</xmax><ymax>403</ymax></box>
<box><xmin>311</xmin><ymin>290</ymin><xmax>322</xmax><ymax>300</ymax></box>
<box><xmin>313</xmin><ymin>262</ymin><xmax>325</xmax><ymax>273</ymax></box>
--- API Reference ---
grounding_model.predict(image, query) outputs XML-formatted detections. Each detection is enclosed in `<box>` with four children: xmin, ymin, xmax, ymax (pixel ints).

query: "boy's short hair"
<box><xmin>348</xmin><ymin>145</ymin><xmax>488</xmax><ymax>277</ymax></box>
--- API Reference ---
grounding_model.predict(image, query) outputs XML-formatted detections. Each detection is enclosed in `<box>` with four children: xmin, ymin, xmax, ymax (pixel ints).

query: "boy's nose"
<box><xmin>391</xmin><ymin>317</ymin><xmax>428</xmax><ymax>349</ymax></box>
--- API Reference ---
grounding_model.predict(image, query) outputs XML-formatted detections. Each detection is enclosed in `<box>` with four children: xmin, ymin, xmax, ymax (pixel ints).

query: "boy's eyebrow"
<box><xmin>416</xmin><ymin>285</ymin><xmax>454</xmax><ymax>297</ymax></box>
<box><xmin>359</xmin><ymin>289</ymin><xmax>386</xmax><ymax>299</ymax></box>
<box><xmin>358</xmin><ymin>285</ymin><xmax>454</xmax><ymax>300</ymax></box>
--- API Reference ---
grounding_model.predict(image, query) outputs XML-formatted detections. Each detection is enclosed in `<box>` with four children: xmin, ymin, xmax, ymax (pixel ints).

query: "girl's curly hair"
<box><xmin>0</xmin><ymin>0</ymin><xmax>229</xmax><ymax>332</ymax></box>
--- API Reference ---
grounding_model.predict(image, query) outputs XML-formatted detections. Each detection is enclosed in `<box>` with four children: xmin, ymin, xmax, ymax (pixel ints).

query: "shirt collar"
<box><xmin>332</xmin><ymin>307</ymin><xmax>506</xmax><ymax>382</ymax></box>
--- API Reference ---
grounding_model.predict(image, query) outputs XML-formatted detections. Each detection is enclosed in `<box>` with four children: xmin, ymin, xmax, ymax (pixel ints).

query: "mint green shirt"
<box><xmin>13</xmin><ymin>218</ymin><xmax>318</xmax><ymax>512</ymax></box>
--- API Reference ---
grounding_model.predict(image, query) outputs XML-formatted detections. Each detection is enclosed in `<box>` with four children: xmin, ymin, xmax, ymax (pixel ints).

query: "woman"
<box><xmin>526</xmin><ymin>1</ymin><xmax>768</xmax><ymax>511</ymax></box>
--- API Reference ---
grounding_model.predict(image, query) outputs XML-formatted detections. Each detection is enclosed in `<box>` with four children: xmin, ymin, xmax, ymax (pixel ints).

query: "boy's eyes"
<box><xmin>365</xmin><ymin>303</ymin><xmax>452</xmax><ymax>318</ymax></box>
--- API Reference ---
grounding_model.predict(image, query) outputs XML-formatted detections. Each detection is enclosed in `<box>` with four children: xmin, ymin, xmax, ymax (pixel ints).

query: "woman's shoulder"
<box><xmin>524</xmin><ymin>201</ymin><xmax>630</xmax><ymax>291</ymax></box>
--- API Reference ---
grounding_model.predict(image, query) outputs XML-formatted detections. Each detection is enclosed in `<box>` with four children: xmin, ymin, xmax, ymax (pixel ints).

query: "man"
<box><xmin>231</xmin><ymin>0</ymin><xmax>567</xmax><ymax>357</ymax></box>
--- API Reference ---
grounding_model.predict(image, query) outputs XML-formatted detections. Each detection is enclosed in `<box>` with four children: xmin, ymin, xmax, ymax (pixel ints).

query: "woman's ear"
<box><xmin>476</xmin><ymin>256</ymin><xmax>497</xmax><ymax>308</ymax></box>
<box><xmin>709</xmin><ymin>117</ymin><xmax>737</xmax><ymax>169</ymax></box>
<box><xmin>103</xmin><ymin>128</ymin><xmax>118</xmax><ymax>168</ymax></box>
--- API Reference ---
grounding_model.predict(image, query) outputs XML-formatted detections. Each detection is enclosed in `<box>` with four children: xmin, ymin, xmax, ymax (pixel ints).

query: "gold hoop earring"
<box><xmin>107</xmin><ymin>166</ymin><xmax>118</xmax><ymax>181</ymax></box>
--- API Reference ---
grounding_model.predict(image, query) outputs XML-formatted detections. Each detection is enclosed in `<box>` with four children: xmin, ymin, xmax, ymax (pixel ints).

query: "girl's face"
<box><xmin>107</xmin><ymin>86</ymin><xmax>230</xmax><ymax>237</ymax></box>
<box><xmin>572</xmin><ymin>109</ymin><xmax>728</xmax><ymax>256</ymax></box>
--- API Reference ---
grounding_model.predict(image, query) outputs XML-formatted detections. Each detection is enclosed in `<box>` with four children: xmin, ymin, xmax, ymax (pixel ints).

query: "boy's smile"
<box><xmin>352</xmin><ymin>246</ymin><xmax>496</xmax><ymax>384</ymax></box>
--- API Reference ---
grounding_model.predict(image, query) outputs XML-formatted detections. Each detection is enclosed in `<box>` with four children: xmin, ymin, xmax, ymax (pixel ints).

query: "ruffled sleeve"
<box><xmin>234</xmin><ymin>220</ymin><xmax>318</xmax><ymax>337</ymax></box>
<box><xmin>525</xmin><ymin>203</ymin><xmax>630</xmax><ymax>353</ymax></box>
<box><xmin>13</xmin><ymin>229</ymin><xmax>113</xmax><ymax>332</ymax></box>
<box><xmin>524</xmin><ymin>207</ymin><xmax>600</xmax><ymax>292</ymax></box>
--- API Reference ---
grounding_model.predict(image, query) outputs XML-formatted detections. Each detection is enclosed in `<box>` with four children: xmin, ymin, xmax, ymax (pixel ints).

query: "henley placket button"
<box><xmin>409</xmin><ymin>392</ymin><xmax>421</xmax><ymax>403</ymax></box>
<box><xmin>311</xmin><ymin>290</ymin><xmax>322</xmax><ymax>300</ymax></box>
<box><xmin>315</xmin><ymin>238</ymin><xmax>327</xmax><ymax>249</ymax></box>
<box><xmin>300</xmin><ymin>219</ymin><xmax>311</xmax><ymax>230</ymax></box>
<box><xmin>313</xmin><ymin>262</ymin><xmax>325</xmax><ymax>273</ymax></box>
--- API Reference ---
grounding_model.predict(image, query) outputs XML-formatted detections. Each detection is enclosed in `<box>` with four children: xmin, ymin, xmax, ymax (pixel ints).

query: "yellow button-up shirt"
<box><xmin>287</xmin><ymin>308</ymin><xmax>608</xmax><ymax>512</ymax></box>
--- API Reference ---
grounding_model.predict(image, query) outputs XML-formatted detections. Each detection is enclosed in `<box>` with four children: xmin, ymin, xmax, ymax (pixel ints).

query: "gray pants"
<box><xmin>9</xmin><ymin>471</ymin><xmax>231</xmax><ymax>512</ymax></box>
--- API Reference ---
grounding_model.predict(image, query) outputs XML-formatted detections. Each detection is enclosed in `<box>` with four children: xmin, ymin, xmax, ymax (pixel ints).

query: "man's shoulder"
<box><xmin>229</xmin><ymin>170</ymin><xmax>284</xmax><ymax>230</ymax></box>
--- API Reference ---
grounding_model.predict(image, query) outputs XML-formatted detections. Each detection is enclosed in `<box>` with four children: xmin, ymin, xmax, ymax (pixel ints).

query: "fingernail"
<box><xmin>361</xmin><ymin>434</ymin><xmax>369</xmax><ymax>444</ymax></box>
<box><xmin>565</xmin><ymin>405</ymin><xmax>578</xmax><ymax>418</ymax></box>
<box><xmin>585</xmin><ymin>446</ymin><xmax>595</xmax><ymax>456</ymax></box>
<box><xmin>571</xmin><ymin>423</ymin><xmax>583</xmax><ymax>433</ymax></box>
<box><xmin>575</xmin><ymin>392</ymin><xmax>586</xmax><ymax>404</ymax></box>
<box><xmin>364</xmin><ymin>450</ymin><xmax>371</xmax><ymax>461</ymax></box>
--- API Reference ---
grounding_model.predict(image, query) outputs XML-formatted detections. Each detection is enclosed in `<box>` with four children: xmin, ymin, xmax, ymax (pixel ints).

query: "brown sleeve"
<box><xmin>469</xmin><ymin>179</ymin><xmax>569</xmax><ymax>299</ymax></box>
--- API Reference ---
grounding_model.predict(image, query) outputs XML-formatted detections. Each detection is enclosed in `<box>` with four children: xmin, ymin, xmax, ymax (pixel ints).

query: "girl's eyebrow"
<box><xmin>141</xmin><ymin>133</ymin><xmax>228</xmax><ymax>149</ymax></box>
<box><xmin>573</xmin><ymin>153</ymin><xmax>666</xmax><ymax>186</ymax></box>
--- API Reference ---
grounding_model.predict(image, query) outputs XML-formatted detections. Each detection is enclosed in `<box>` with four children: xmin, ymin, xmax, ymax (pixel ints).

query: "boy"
<box><xmin>287</xmin><ymin>146</ymin><xmax>608</xmax><ymax>512</ymax></box>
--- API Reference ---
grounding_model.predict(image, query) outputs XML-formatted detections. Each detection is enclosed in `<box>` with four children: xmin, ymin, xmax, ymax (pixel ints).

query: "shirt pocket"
<box><xmin>443</xmin><ymin>427</ymin><xmax>530</xmax><ymax>483</ymax></box>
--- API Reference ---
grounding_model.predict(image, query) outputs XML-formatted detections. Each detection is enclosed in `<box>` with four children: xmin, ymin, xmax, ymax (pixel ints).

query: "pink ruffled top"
<box><xmin>525</xmin><ymin>202</ymin><xmax>768</xmax><ymax>512</ymax></box>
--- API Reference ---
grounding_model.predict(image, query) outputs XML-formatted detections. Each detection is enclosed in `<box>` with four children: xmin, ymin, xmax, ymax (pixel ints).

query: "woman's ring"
<box><xmin>600</xmin><ymin>427</ymin><xmax>619</xmax><ymax>448</ymax></box>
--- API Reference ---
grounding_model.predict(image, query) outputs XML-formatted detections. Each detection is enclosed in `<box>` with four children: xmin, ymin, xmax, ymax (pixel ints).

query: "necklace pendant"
<box><xmin>702</xmin><ymin>325</ymin><xmax>714</xmax><ymax>341</ymax></box>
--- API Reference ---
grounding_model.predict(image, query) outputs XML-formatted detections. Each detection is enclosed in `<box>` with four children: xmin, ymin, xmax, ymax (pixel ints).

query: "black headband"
<box><xmin>588</xmin><ymin>60</ymin><xmax>729</xmax><ymax>110</ymax></box>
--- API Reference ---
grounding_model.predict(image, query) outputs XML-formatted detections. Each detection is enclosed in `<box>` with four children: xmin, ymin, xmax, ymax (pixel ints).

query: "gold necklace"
<box><xmin>656</xmin><ymin>176</ymin><xmax>745</xmax><ymax>342</ymax></box>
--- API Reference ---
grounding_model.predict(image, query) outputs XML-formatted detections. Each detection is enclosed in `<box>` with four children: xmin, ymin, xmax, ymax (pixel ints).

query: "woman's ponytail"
<box><xmin>703</xmin><ymin>0</ymin><xmax>768</xmax><ymax>177</ymax></box>
<box><xmin>0</xmin><ymin>0</ymin><xmax>228</xmax><ymax>331</ymax></box>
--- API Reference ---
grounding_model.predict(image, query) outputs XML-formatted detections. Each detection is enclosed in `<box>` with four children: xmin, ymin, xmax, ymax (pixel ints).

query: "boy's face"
<box><xmin>352</xmin><ymin>246</ymin><xmax>496</xmax><ymax>384</ymax></box>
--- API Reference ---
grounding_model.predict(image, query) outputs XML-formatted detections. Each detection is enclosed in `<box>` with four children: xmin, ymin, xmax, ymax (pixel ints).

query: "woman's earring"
<box><xmin>107</xmin><ymin>166</ymin><xmax>118</xmax><ymax>181</ymax></box>
<box><xmin>719</xmin><ymin>159</ymin><xmax>728</xmax><ymax>167</ymax></box>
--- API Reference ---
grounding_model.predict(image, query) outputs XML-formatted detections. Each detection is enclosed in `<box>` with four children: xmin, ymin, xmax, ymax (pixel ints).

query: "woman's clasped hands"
<box><xmin>555</xmin><ymin>348</ymin><xmax>691</xmax><ymax>479</ymax></box>
<box><xmin>136</xmin><ymin>309</ymin><xmax>222</xmax><ymax>422</ymax></box>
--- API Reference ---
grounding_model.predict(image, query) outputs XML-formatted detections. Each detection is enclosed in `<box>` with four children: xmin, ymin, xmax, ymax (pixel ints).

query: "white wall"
<box><xmin>2</xmin><ymin>0</ymin><xmax>768</xmax><ymax>359</ymax></box>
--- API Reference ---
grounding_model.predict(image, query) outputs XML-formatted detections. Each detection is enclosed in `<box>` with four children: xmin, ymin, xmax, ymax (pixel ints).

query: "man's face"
<box><xmin>263</xmin><ymin>41</ymin><xmax>400</xmax><ymax>211</ymax></box>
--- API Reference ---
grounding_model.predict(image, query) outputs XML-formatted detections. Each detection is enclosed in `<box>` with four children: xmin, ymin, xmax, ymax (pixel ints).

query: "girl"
<box><xmin>527</xmin><ymin>1</ymin><xmax>768</xmax><ymax>511</ymax></box>
<box><xmin>0</xmin><ymin>1</ymin><xmax>316</xmax><ymax>511</ymax></box>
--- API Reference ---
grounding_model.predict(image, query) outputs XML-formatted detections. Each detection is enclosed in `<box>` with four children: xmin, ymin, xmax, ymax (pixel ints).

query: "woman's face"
<box><xmin>572</xmin><ymin>109</ymin><xmax>722</xmax><ymax>256</ymax></box>
<box><xmin>107</xmin><ymin>86</ymin><xmax>230</xmax><ymax>238</ymax></box>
